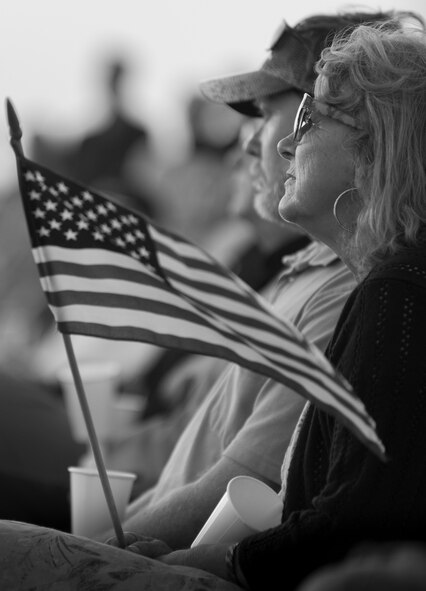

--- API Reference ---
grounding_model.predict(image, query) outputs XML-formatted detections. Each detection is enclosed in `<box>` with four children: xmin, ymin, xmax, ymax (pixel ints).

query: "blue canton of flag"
<box><xmin>16</xmin><ymin>155</ymin><xmax>385</xmax><ymax>459</ymax></box>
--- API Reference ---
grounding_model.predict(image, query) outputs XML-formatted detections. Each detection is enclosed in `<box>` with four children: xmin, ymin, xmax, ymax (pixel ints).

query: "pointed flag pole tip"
<box><xmin>5</xmin><ymin>97</ymin><xmax>24</xmax><ymax>156</ymax></box>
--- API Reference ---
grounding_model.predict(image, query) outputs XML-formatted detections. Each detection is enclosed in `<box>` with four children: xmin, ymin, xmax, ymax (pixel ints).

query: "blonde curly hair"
<box><xmin>314</xmin><ymin>15</ymin><xmax>426</xmax><ymax>275</ymax></box>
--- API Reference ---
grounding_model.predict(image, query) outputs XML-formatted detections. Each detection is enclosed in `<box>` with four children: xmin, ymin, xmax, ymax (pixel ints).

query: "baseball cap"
<box><xmin>200</xmin><ymin>12</ymin><xmax>394</xmax><ymax>116</ymax></box>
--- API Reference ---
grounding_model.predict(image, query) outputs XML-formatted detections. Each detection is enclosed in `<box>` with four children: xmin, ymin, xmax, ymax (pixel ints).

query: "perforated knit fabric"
<box><xmin>236</xmin><ymin>243</ymin><xmax>426</xmax><ymax>591</ymax></box>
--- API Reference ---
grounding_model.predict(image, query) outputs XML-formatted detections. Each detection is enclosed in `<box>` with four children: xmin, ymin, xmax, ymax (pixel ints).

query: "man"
<box><xmin>107</xmin><ymin>12</ymin><xmax>391</xmax><ymax>550</ymax></box>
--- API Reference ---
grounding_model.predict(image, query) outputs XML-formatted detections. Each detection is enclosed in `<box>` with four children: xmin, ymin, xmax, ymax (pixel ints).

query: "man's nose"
<box><xmin>244</xmin><ymin>128</ymin><xmax>261</xmax><ymax>157</ymax></box>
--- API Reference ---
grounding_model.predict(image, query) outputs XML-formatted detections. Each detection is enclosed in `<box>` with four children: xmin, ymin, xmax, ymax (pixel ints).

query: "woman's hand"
<box><xmin>158</xmin><ymin>544</ymin><xmax>230</xmax><ymax>581</ymax></box>
<box><xmin>105</xmin><ymin>531</ymin><xmax>172</xmax><ymax>558</ymax></box>
<box><xmin>106</xmin><ymin>534</ymin><xmax>232</xmax><ymax>582</ymax></box>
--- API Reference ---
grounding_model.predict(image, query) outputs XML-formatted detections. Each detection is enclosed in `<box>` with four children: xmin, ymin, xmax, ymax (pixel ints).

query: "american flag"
<box><xmin>15</xmin><ymin>155</ymin><xmax>385</xmax><ymax>459</ymax></box>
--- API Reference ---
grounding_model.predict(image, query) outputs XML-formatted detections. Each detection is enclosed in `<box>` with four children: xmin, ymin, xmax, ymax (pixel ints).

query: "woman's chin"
<box><xmin>278</xmin><ymin>199</ymin><xmax>298</xmax><ymax>225</ymax></box>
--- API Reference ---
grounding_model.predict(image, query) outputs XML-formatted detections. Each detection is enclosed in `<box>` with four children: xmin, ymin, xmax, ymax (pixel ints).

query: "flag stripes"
<box><xmin>34</xmin><ymin>246</ymin><xmax>369</xmax><ymax>420</ymax></box>
<box><xmin>34</xmin><ymin>247</ymin><xmax>321</xmax><ymax>374</ymax></box>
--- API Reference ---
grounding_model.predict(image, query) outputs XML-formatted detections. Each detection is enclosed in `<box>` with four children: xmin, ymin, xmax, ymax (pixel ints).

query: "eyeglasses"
<box><xmin>293</xmin><ymin>93</ymin><xmax>364</xmax><ymax>142</ymax></box>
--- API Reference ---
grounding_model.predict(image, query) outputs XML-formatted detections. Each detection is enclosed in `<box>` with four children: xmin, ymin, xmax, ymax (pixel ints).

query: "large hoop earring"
<box><xmin>333</xmin><ymin>187</ymin><xmax>358</xmax><ymax>232</ymax></box>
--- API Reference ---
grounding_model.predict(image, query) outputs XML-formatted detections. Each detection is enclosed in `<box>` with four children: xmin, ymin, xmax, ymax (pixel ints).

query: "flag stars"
<box><xmin>120</xmin><ymin>215</ymin><xmax>131</xmax><ymax>226</ymax></box>
<box><xmin>86</xmin><ymin>210</ymin><xmax>98</xmax><ymax>221</ymax></box>
<box><xmin>35</xmin><ymin>171</ymin><xmax>45</xmax><ymax>183</ymax></box>
<box><xmin>93</xmin><ymin>231</ymin><xmax>104</xmax><ymax>241</ymax></box>
<box><xmin>25</xmin><ymin>170</ymin><xmax>36</xmax><ymax>181</ymax></box>
<box><xmin>45</xmin><ymin>199</ymin><xmax>58</xmax><ymax>211</ymax></box>
<box><xmin>49</xmin><ymin>219</ymin><xmax>62</xmax><ymax>230</ymax></box>
<box><xmin>129</xmin><ymin>215</ymin><xmax>138</xmax><ymax>225</ymax></box>
<box><xmin>96</xmin><ymin>204</ymin><xmax>108</xmax><ymax>216</ymax></box>
<box><xmin>57</xmin><ymin>182</ymin><xmax>69</xmax><ymax>194</ymax></box>
<box><xmin>111</xmin><ymin>219</ymin><xmax>122</xmax><ymax>230</ymax></box>
<box><xmin>60</xmin><ymin>209</ymin><xmax>73</xmax><ymax>221</ymax></box>
<box><xmin>49</xmin><ymin>187</ymin><xmax>59</xmax><ymax>197</ymax></box>
<box><xmin>135</xmin><ymin>229</ymin><xmax>145</xmax><ymax>240</ymax></box>
<box><xmin>29</xmin><ymin>190</ymin><xmax>40</xmax><ymax>200</ymax></box>
<box><xmin>77</xmin><ymin>219</ymin><xmax>89</xmax><ymax>230</ymax></box>
<box><xmin>82</xmin><ymin>191</ymin><xmax>94</xmax><ymax>202</ymax></box>
<box><xmin>115</xmin><ymin>237</ymin><xmax>126</xmax><ymax>248</ymax></box>
<box><xmin>125</xmin><ymin>232</ymin><xmax>136</xmax><ymax>244</ymax></box>
<box><xmin>100</xmin><ymin>224</ymin><xmax>111</xmax><ymax>234</ymax></box>
<box><xmin>38</xmin><ymin>226</ymin><xmax>50</xmax><ymax>237</ymax></box>
<box><xmin>130</xmin><ymin>250</ymin><xmax>139</xmax><ymax>259</ymax></box>
<box><xmin>64</xmin><ymin>229</ymin><xmax>77</xmax><ymax>241</ymax></box>
<box><xmin>139</xmin><ymin>246</ymin><xmax>150</xmax><ymax>259</ymax></box>
<box><xmin>106</xmin><ymin>202</ymin><xmax>117</xmax><ymax>212</ymax></box>
<box><xmin>34</xmin><ymin>207</ymin><xmax>46</xmax><ymax>219</ymax></box>
<box><xmin>72</xmin><ymin>196</ymin><xmax>83</xmax><ymax>207</ymax></box>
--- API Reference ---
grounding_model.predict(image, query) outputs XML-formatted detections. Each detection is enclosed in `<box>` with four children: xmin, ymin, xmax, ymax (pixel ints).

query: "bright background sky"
<box><xmin>1</xmin><ymin>0</ymin><xmax>425</xmax><ymax>193</ymax></box>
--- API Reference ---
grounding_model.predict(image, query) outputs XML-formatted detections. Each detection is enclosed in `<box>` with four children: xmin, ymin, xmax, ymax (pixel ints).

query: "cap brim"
<box><xmin>199</xmin><ymin>70</ymin><xmax>293</xmax><ymax>117</ymax></box>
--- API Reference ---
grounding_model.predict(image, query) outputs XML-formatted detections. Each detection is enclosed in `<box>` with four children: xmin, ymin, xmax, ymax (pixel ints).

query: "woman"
<box><xmin>235</xmin><ymin>18</ymin><xmax>426</xmax><ymax>589</ymax></box>
<box><xmin>1</xmin><ymin>17</ymin><xmax>426</xmax><ymax>591</ymax></box>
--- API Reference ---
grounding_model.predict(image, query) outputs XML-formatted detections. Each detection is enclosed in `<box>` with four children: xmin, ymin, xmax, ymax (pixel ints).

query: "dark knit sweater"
<box><xmin>237</xmin><ymin>244</ymin><xmax>426</xmax><ymax>590</ymax></box>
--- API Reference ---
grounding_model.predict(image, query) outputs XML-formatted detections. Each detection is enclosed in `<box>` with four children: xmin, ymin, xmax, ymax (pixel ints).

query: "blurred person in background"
<box><xmin>69</xmin><ymin>54</ymin><xmax>160</xmax><ymax>218</ymax></box>
<box><xmin>0</xmin><ymin>54</ymin><xmax>164</xmax><ymax>530</ymax></box>
<box><xmin>0</xmin><ymin>50</ymin><xmax>165</xmax><ymax>378</ymax></box>
<box><xmin>32</xmin><ymin>54</ymin><xmax>161</xmax><ymax>219</ymax></box>
<box><xmin>154</xmin><ymin>94</ymin><xmax>248</xmax><ymax>260</ymax></box>
<box><xmin>0</xmin><ymin>156</ymin><xmax>85</xmax><ymax>533</ymax></box>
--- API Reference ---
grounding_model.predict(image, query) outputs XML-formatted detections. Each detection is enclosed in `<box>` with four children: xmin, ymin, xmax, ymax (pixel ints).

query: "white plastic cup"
<box><xmin>68</xmin><ymin>466</ymin><xmax>136</xmax><ymax>538</ymax></box>
<box><xmin>57</xmin><ymin>362</ymin><xmax>121</xmax><ymax>442</ymax></box>
<box><xmin>191</xmin><ymin>475</ymin><xmax>283</xmax><ymax>547</ymax></box>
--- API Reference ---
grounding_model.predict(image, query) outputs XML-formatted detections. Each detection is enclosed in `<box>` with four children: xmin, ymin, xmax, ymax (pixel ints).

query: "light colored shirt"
<box><xmin>141</xmin><ymin>242</ymin><xmax>356</xmax><ymax>507</ymax></box>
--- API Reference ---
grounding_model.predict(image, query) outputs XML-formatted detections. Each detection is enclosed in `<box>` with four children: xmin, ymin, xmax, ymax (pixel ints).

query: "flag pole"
<box><xmin>62</xmin><ymin>333</ymin><xmax>125</xmax><ymax>547</ymax></box>
<box><xmin>5</xmin><ymin>98</ymin><xmax>126</xmax><ymax>547</ymax></box>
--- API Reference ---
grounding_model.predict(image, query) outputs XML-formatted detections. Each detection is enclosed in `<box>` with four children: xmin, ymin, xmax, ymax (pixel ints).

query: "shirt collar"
<box><xmin>279</xmin><ymin>241</ymin><xmax>339</xmax><ymax>278</ymax></box>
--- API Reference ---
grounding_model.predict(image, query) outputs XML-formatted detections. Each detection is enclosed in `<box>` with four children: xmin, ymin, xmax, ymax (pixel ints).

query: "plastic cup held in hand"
<box><xmin>68</xmin><ymin>466</ymin><xmax>136</xmax><ymax>538</ymax></box>
<box><xmin>191</xmin><ymin>475</ymin><xmax>282</xmax><ymax>547</ymax></box>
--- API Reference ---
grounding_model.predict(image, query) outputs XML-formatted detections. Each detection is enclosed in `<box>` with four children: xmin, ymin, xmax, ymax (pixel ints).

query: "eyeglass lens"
<box><xmin>294</xmin><ymin>95</ymin><xmax>312</xmax><ymax>142</ymax></box>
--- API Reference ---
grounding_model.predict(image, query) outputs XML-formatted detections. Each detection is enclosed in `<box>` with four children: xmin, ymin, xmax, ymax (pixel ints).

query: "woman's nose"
<box><xmin>277</xmin><ymin>133</ymin><xmax>295</xmax><ymax>161</ymax></box>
